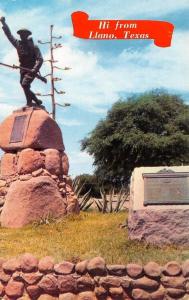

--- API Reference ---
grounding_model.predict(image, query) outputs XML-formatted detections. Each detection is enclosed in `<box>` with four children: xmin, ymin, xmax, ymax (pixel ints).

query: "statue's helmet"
<box><xmin>17</xmin><ymin>28</ymin><xmax>32</xmax><ymax>36</ymax></box>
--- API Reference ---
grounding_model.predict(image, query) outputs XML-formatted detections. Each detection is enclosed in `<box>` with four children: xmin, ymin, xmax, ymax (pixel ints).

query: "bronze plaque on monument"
<box><xmin>10</xmin><ymin>115</ymin><xmax>27</xmax><ymax>143</ymax></box>
<box><xmin>143</xmin><ymin>169</ymin><xmax>189</xmax><ymax>205</ymax></box>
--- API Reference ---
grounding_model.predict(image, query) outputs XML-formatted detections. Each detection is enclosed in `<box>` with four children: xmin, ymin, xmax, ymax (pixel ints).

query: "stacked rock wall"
<box><xmin>0</xmin><ymin>148</ymin><xmax>79</xmax><ymax>227</ymax></box>
<box><xmin>0</xmin><ymin>255</ymin><xmax>189</xmax><ymax>299</ymax></box>
<box><xmin>0</xmin><ymin>149</ymin><xmax>72</xmax><ymax>205</ymax></box>
<box><xmin>0</xmin><ymin>107</ymin><xmax>79</xmax><ymax>227</ymax></box>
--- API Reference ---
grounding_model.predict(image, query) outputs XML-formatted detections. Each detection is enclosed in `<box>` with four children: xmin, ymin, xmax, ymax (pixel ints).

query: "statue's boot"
<box><xmin>27</xmin><ymin>89</ymin><xmax>43</xmax><ymax>106</ymax></box>
<box><xmin>27</xmin><ymin>99</ymin><xmax>33</xmax><ymax>107</ymax></box>
<box><xmin>24</xmin><ymin>88</ymin><xmax>42</xmax><ymax>106</ymax></box>
<box><xmin>34</xmin><ymin>98</ymin><xmax>43</xmax><ymax>106</ymax></box>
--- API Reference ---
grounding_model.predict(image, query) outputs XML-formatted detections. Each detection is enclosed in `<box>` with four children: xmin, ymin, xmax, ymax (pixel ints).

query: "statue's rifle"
<box><xmin>0</xmin><ymin>62</ymin><xmax>47</xmax><ymax>83</ymax></box>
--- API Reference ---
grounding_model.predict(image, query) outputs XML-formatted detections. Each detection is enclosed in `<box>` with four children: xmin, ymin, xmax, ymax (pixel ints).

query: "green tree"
<box><xmin>81</xmin><ymin>90</ymin><xmax>189</xmax><ymax>183</ymax></box>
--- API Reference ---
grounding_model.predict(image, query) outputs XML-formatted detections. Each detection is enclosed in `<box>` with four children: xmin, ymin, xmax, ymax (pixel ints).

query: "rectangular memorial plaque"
<box><xmin>143</xmin><ymin>170</ymin><xmax>189</xmax><ymax>205</ymax></box>
<box><xmin>10</xmin><ymin>115</ymin><xmax>27</xmax><ymax>143</ymax></box>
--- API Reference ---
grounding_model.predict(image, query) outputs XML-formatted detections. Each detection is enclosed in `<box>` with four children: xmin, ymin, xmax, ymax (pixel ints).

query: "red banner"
<box><xmin>71</xmin><ymin>11</ymin><xmax>174</xmax><ymax>48</ymax></box>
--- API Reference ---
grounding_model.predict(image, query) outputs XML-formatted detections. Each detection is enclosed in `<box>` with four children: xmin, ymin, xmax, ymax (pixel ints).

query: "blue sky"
<box><xmin>0</xmin><ymin>0</ymin><xmax>189</xmax><ymax>176</ymax></box>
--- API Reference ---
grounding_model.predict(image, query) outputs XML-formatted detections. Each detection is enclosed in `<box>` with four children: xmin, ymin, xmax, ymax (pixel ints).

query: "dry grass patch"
<box><xmin>0</xmin><ymin>211</ymin><xmax>188</xmax><ymax>264</ymax></box>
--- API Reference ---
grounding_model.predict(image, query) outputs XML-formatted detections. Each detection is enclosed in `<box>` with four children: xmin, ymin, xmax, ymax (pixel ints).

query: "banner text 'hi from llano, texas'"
<box><xmin>71</xmin><ymin>11</ymin><xmax>174</xmax><ymax>48</ymax></box>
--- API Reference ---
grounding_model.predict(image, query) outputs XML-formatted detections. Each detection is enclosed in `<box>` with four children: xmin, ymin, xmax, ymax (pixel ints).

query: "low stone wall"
<box><xmin>0</xmin><ymin>254</ymin><xmax>189</xmax><ymax>299</ymax></box>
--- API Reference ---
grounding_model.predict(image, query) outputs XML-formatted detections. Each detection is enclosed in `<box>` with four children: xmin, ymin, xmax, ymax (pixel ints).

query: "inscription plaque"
<box><xmin>143</xmin><ymin>169</ymin><xmax>189</xmax><ymax>205</ymax></box>
<box><xmin>10</xmin><ymin>115</ymin><xmax>27</xmax><ymax>143</ymax></box>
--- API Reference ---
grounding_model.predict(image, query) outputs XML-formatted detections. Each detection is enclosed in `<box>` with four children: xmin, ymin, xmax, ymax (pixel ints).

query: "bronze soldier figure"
<box><xmin>0</xmin><ymin>16</ymin><xmax>44</xmax><ymax>107</ymax></box>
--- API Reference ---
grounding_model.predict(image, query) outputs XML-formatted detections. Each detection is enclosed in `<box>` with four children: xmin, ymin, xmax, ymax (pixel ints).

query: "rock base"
<box><xmin>128</xmin><ymin>209</ymin><xmax>189</xmax><ymax>245</ymax></box>
<box><xmin>1</xmin><ymin>176</ymin><xmax>67</xmax><ymax>228</ymax></box>
<box><xmin>0</xmin><ymin>148</ymin><xmax>79</xmax><ymax>228</ymax></box>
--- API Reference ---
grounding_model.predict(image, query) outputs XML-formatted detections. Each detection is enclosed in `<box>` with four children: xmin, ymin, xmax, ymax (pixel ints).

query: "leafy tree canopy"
<box><xmin>81</xmin><ymin>90</ymin><xmax>189</xmax><ymax>183</ymax></box>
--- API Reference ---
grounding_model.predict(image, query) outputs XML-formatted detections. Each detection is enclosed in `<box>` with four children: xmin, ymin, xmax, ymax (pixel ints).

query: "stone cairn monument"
<box><xmin>0</xmin><ymin>106</ymin><xmax>79</xmax><ymax>228</ymax></box>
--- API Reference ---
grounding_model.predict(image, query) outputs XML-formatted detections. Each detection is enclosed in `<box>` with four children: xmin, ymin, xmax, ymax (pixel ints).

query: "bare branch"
<box><xmin>53</xmin><ymin>66</ymin><xmax>65</xmax><ymax>70</ymax></box>
<box><xmin>56</xmin><ymin>102</ymin><xmax>71</xmax><ymax>107</ymax></box>
<box><xmin>53</xmin><ymin>44</ymin><xmax>62</xmax><ymax>49</ymax></box>
<box><xmin>35</xmin><ymin>93</ymin><xmax>52</xmax><ymax>97</ymax></box>
<box><xmin>53</xmin><ymin>77</ymin><xmax>62</xmax><ymax>81</ymax></box>
<box><xmin>39</xmin><ymin>24</ymin><xmax>69</xmax><ymax>120</ymax></box>
<box><xmin>38</xmin><ymin>40</ymin><xmax>50</xmax><ymax>44</ymax></box>
<box><xmin>54</xmin><ymin>87</ymin><xmax>66</xmax><ymax>94</ymax></box>
<box><xmin>53</xmin><ymin>66</ymin><xmax>71</xmax><ymax>71</ymax></box>
<box><xmin>44</xmin><ymin>73</ymin><xmax>51</xmax><ymax>77</ymax></box>
<box><xmin>44</xmin><ymin>60</ymin><xmax>59</xmax><ymax>63</ymax></box>
<box><xmin>52</xmin><ymin>35</ymin><xmax>62</xmax><ymax>39</ymax></box>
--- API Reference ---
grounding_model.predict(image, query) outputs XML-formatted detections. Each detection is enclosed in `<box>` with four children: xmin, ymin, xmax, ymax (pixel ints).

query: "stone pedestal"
<box><xmin>0</xmin><ymin>106</ymin><xmax>64</xmax><ymax>151</ymax></box>
<box><xmin>0</xmin><ymin>107</ymin><xmax>79</xmax><ymax>228</ymax></box>
<box><xmin>128</xmin><ymin>166</ymin><xmax>189</xmax><ymax>245</ymax></box>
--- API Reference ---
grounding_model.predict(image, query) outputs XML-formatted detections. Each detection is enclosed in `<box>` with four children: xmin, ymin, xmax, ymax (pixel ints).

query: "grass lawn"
<box><xmin>0</xmin><ymin>211</ymin><xmax>189</xmax><ymax>264</ymax></box>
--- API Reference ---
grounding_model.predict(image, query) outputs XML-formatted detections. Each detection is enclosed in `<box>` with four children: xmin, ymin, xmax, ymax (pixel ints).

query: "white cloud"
<box><xmin>48</xmin><ymin>30</ymin><xmax>189</xmax><ymax>113</ymax></box>
<box><xmin>0</xmin><ymin>4</ymin><xmax>188</xmax><ymax>113</ymax></box>
<box><xmin>3</xmin><ymin>48</ymin><xmax>18</xmax><ymax>65</ymax></box>
<box><xmin>0</xmin><ymin>103</ymin><xmax>17</xmax><ymax>120</ymax></box>
<box><xmin>57</xmin><ymin>118</ymin><xmax>83</xmax><ymax>126</ymax></box>
<box><xmin>69</xmin><ymin>150</ymin><xmax>94</xmax><ymax>176</ymax></box>
<box><xmin>115</xmin><ymin>31</ymin><xmax>189</xmax><ymax>92</ymax></box>
<box><xmin>0</xmin><ymin>8</ymin><xmax>5</xmax><ymax>18</ymax></box>
<box><xmin>55</xmin><ymin>46</ymin><xmax>98</xmax><ymax>77</ymax></box>
<box><xmin>59</xmin><ymin>0</ymin><xmax>189</xmax><ymax>19</ymax></box>
<box><xmin>0</xmin><ymin>7</ymin><xmax>73</xmax><ymax>55</ymax></box>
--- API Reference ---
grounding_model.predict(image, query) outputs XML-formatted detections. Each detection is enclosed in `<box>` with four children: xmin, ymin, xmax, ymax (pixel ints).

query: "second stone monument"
<box><xmin>128</xmin><ymin>166</ymin><xmax>189</xmax><ymax>245</ymax></box>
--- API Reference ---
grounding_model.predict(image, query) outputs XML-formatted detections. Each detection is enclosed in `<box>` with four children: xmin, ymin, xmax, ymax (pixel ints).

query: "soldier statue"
<box><xmin>0</xmin><ymin>16</ymin><xmax>44</xmax><ymax>107</ymax></box>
